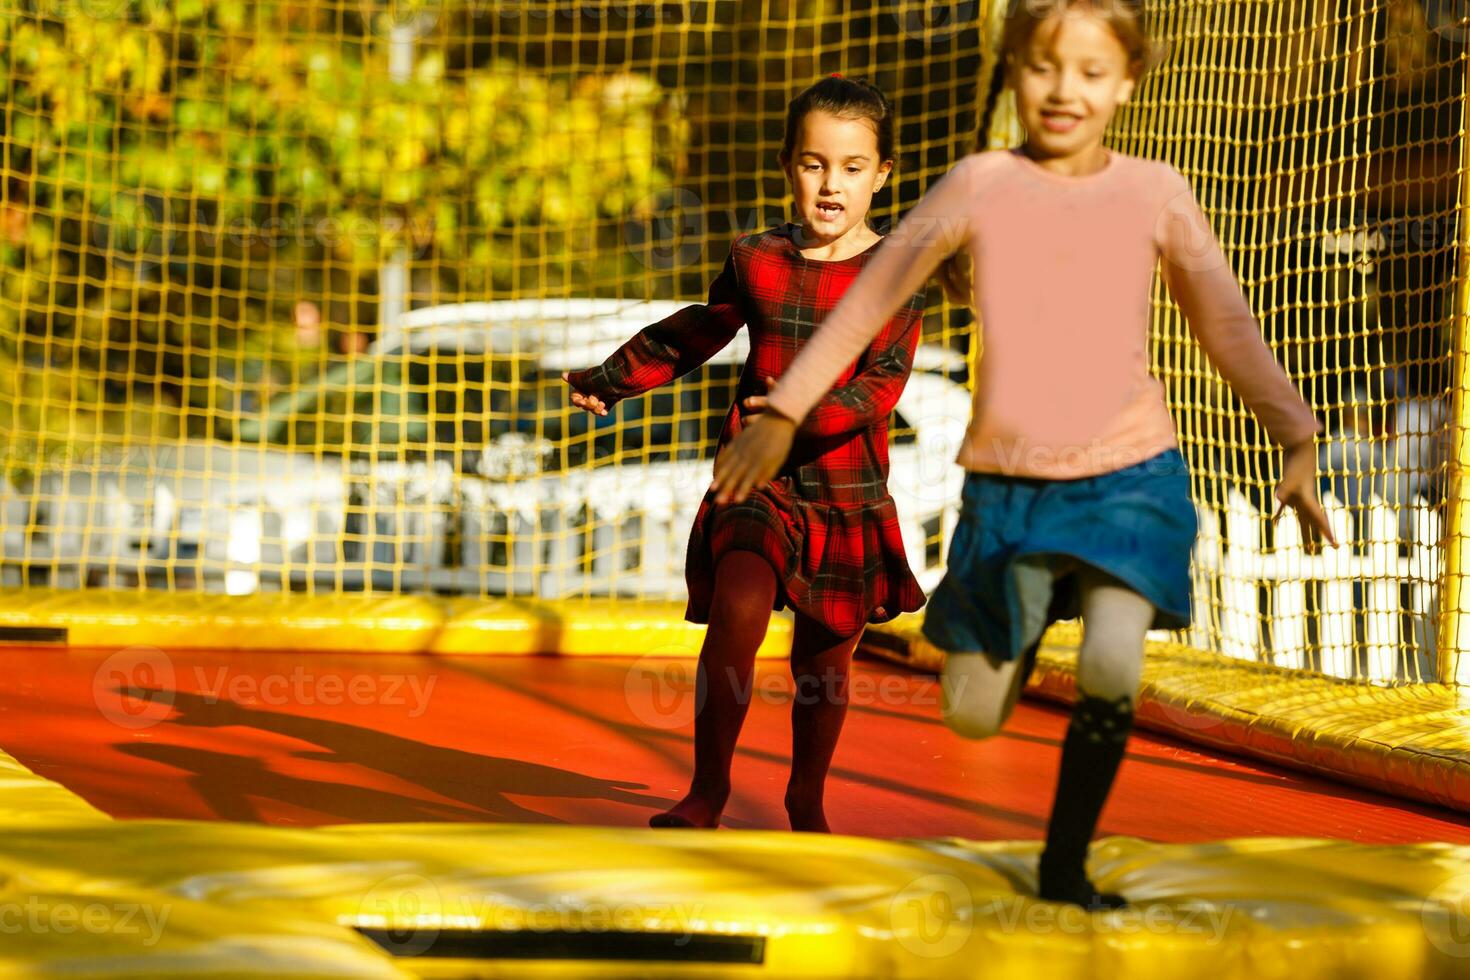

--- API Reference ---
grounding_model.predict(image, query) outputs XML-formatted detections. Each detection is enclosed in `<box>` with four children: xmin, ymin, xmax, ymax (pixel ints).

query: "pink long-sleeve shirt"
<box><xmin>766</xmin><ymin>149</ymin><xmax>1322</xmax><ymax>479</ymax></box>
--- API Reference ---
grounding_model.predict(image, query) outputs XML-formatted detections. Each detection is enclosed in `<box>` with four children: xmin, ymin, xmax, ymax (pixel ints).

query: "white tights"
<box><xmin>940</xmin><ymin>568</ymin><xmax>1154</xmax><ymax>739</ymax></box>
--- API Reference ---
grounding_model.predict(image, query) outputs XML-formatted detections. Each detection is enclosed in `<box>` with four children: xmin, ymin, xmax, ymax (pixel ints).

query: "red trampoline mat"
<box><xmin>0</xmin><ymin>646</ymin><xmax>1465</xmax><ymax>843</ymax></box>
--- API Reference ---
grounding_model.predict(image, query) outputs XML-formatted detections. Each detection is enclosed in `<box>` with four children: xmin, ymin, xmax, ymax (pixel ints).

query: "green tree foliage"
<box><xmin>0</xmin><ymin>0</ymin><xmax>683</xmax><ymax>466</ymax></box>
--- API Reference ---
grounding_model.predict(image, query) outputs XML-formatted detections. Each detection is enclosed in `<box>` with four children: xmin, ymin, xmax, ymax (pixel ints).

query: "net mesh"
<box><xmin>0</xmin><ymin>0</ymin><xmax>1462</xmax><ymax>684</ymax></box>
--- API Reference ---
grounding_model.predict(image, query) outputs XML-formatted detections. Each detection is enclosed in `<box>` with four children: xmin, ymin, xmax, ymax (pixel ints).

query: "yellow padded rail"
<box><xmin>1029</xmin><ymin>625</ymin><xmax>1470</xmax><ymax>814</ymax></box>
<box><xmin>872</xmin><ymin>615</ymin><xmax>1470</xmax><ymax>815</ymax></box>
<box><xmin>0</xmin><ymin>590</ymin><xmax>792</xmax><ymax>658</ymax></box>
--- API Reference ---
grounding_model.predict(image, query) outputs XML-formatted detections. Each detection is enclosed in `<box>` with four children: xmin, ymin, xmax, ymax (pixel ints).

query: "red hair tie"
<box><xmin>831</xmin><ymin>72</ymin><xmax>843</xmax><ymax>78</ymax></box>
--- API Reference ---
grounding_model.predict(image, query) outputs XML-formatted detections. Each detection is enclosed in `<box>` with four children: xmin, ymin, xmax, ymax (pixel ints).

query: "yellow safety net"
<box><xmin>0</xmin><ymin>1</ymin><xmax>1464</xmax><ymax>690</ymax></box>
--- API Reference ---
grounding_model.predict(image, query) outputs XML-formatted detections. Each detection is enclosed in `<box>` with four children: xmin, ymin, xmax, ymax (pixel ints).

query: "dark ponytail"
<box><xmin>972</xmin><ymin>53</ymin><xmax>1010</xmax><ymax>153</ymax></box>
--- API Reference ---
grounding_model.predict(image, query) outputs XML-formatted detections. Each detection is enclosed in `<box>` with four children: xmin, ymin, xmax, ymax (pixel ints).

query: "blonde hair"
<box><xmin>938</xmin><ymin>0</ymin><xmax>1153</xmax><ymax>306</ymax></box>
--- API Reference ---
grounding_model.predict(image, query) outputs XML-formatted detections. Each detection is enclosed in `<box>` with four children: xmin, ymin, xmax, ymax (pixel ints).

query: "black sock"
<box><xmin>1037</xmin><ymin>691</ymin><xmax>1134</xmax><ymax>909</ymax></box>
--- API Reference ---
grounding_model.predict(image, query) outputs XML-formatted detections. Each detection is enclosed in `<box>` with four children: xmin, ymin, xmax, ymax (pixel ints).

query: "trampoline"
<box><xmin>2</xmin><ymin>645</ymin><xmax>1467</xmax><ymax>842</ymax></box>
<box><xmin>3</xmin><ymin>639</ymin><xmax>1470</xmax><ymax>978</ymax></box>
<box><xmin>0</xmin><ymin>643</ymin><xmax>1458</xmax><ymax>846</ymax></box>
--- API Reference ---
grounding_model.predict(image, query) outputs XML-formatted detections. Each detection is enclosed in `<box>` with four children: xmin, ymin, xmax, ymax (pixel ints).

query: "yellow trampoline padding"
<box><xmin>0</xmin><ymin>821</ymin><xmax>1468</xmax><ymax>979</ymax></box>
<box><xmin>0</xmin><ymin>589</ymin><xmax>792</xmax><ymax>658</ymax></box>
<box><xmin>1027</xmin><ymin>625</ymin><xmax>1470</xmax><ymax>815</ymax></box>
<box><xmin>0</xmin><ymin>748</ymin><xmax>109</xmax><ymax>827</ymax></box>
<box><xmin>866</xmin><ymin>616</ymin><xmax>1470</xmax><ymax>816</ymax></box>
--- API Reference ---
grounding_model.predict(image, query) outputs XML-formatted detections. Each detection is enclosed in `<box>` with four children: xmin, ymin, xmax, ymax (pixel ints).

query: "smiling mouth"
<box><xmin>1041</xmin><ymin>111</ymin><xmax>1082</xmax><ymax>132</ymax></box>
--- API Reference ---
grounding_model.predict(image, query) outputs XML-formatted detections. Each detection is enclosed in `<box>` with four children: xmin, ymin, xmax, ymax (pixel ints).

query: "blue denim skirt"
<box><xmin>922</xmin><ymin>449</ymin><xmax>1198</xmax><ymax>660</ymax></box>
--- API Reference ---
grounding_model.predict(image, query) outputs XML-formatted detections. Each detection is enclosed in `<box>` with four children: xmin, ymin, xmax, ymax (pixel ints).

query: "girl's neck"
<box><xmin>1018</xmin><ymin>141</ymin><xmax>1112</xmax><ymax>178</ymax></box>
<box><xmin>793</xmin><ymin>220</ymin><xmax>881</xmax><ymax>262</ymax></box>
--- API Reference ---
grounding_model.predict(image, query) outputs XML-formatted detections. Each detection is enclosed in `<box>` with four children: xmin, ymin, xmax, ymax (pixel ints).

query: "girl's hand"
<box><xmin>562</xmin><ymin>372</ymin><xmax>610</xmax><ymax>417</ymax></box>
<box><xmin>741</xmin><ymin>376</ymin><xmax>779</xmax><ymax>418</ymax></box>
<box><xmin>712</xmin><ymin>412</ymin><xmax>797</xmax><ymax>504</ymax></box>
<box><xmin>1273</xmin><ymin>439</ymin><xmax>1338</xmax><ymax>551</ymax></box>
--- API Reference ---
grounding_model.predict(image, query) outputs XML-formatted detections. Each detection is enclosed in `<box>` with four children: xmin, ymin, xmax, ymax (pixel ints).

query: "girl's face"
<box><xmin>784</xmin><ymin>111</ymin><xmax>892</xmax><ymax>242</ymax></box>
<box><xmin>1011</xmin><ymin>11</ymin><xmax>1137</xmax><ymax>162</ymax></box>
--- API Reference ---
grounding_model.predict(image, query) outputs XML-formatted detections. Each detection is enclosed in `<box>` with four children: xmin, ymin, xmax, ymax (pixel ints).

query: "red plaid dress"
<box><xmin>566</xmin><ymin>224</ymin><xmax>927</xmax><ymax>637</ymax></box>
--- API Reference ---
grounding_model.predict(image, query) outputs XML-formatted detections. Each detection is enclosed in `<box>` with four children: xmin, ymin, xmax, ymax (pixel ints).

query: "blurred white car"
<box><xmin>2</xmin><ymin>300</ymin><xmax>972</xmax><ymax>596</ymax></box>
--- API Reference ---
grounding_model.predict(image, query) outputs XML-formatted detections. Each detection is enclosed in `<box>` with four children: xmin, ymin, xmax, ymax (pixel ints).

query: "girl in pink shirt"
<box><xmin>711</xmin><ymin>0</ymin><xmax>1337</xmax><ymax>907</ymax></box>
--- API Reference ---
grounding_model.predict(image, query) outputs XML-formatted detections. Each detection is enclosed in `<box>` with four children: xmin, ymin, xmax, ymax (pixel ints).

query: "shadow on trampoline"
<box><xmin>110</xmin><ymin>686</ymin><xmax>678</xmax><ymax>823</ymax></box>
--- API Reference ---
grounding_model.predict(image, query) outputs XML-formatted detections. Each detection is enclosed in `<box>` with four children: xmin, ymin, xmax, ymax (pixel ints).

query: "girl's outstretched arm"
<box><xmin>1157</xmin><ymin>166</ymin><xmax>1336</xmax><ymax>549</ymax></box>
<box><xmin>714</xmin><ymin>158</ymin><xmax>978</xmax><ymax>501</ymax></box>
<box><xmin>564</xmin><ymin>248</ymin><xmax>748</xmax><ymax>413</ymax></box>
<box><xmin>742</xmin><ymin>304</ymin><xmax>922</xmax><ymax>440</ymax></box>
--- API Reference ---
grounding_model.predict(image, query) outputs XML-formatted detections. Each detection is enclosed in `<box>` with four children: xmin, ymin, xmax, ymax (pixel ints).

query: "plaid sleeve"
<box><xmin>793</xmin><ymin>296</ymin><xmax>922</xmax><ymax>440</ymax></box>
<box><xmin>564</xmin><ymin>249</ymin><xmax>747</xmax><ymax>408</ymax></box>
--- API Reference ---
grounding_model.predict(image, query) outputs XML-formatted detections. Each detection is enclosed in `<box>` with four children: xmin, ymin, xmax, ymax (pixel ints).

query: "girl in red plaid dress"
<box><xmin>564</xmin><ymin>77</ymin><xmax>926</xmax><ymax>832</ymax></box>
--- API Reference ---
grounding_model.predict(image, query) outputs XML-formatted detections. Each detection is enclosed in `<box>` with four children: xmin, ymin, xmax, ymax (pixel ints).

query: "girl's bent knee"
<box><xmin>940</xmin><ymin>651</ymin><xmax>1019</xmax><ymax>739</ymax></box>
<box><xmin>940</xmin><ymin>687</ymin><xmax>1007</xmax><ymax>739</ymax></box>
<box><xmin>941</xmin><ymin>706</ymin><xmax>1005</xmax><ymax>740</ymax></box>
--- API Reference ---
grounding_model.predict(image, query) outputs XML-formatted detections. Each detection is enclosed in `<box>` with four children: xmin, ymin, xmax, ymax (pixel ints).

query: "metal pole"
<box><xmin>379</xmin><ymin>19</ymin><xmax>416</xmax><ymax>332</ymax></box>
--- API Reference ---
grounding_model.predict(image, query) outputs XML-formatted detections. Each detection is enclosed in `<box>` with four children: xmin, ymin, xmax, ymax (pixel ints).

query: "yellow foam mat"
<box><xmin>869</xmin><ymin>615</ymin><xmax>1470</xmax><ymax>816</ymax></box>
<box><xmin>0</xmin><ymin>748</ymin><xmax>110</xmax><ymax>827</ymax></box>
<box><xmin>0</xmin><ymin>818</ymin><xmax>1467</xmax><ymax>978</ymax></box>
<box><xmin>0</xmin><ymin>590</ymin><xmax>792</xmax><ymax>658</ymax></box>
<box><xmin>3</xmin><ymin>732</ymin><xmax>1469</xmax><ymax>976</ymax></box>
